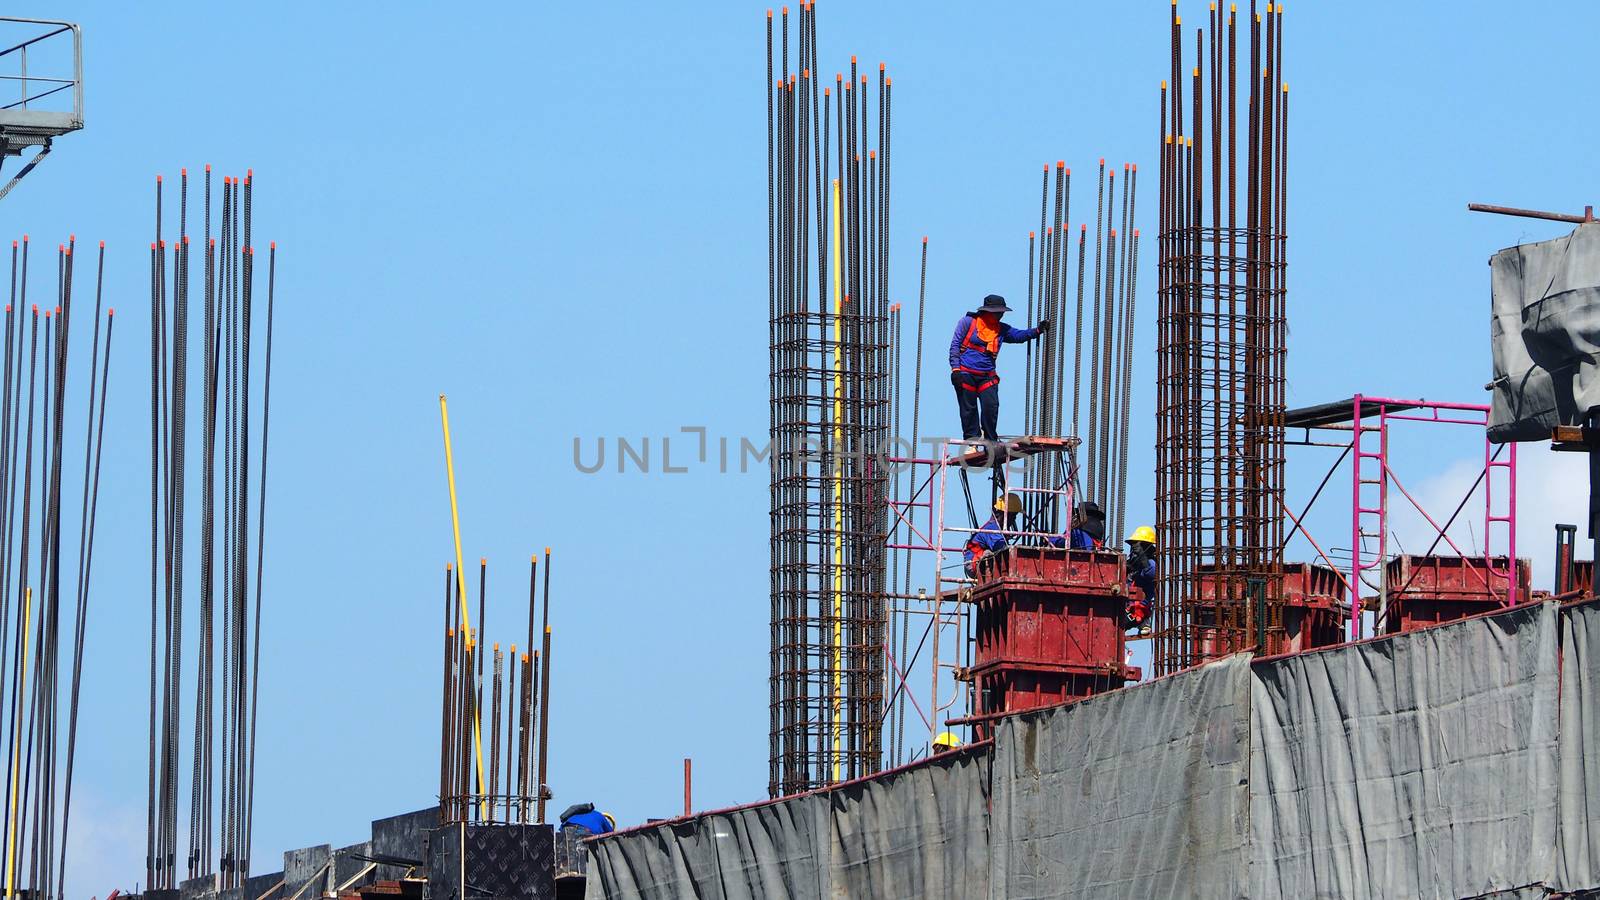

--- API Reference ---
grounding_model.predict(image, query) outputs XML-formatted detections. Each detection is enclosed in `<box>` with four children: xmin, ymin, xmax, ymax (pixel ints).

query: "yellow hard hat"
<box><xmin>933</xmin><ymin>731</ymin><xmax>962</xmax><ymax>749</ymax></box>
<box><xmin>1127</xmin><ymin>525</ymin><xmax>1157</xmax><ymax>546</ymax></box>
<box><xmin>994</xmin><ymin>493</ymin><xmax>1022</xmax><ymax>514</ymax></box>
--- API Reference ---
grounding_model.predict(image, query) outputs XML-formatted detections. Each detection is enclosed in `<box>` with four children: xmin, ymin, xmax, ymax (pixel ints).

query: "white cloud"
<box><xmin>1387</xmin><ymin>448</ymin><xmax>1587</xmax><ymax>594</ymax></box>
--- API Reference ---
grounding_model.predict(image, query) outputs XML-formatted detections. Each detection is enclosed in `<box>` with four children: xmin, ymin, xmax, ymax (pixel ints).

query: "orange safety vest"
<box><xmin>955</xmin><ymin>317</ymin><xmax>1002</xmax><ymax>391</ymax></box>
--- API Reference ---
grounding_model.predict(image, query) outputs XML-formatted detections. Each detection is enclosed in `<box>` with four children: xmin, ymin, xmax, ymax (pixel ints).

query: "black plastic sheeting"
<box><xmin>588</xmin><ymin>600</ymin><xmax>1598</xmax><ymax>899</ymax></box>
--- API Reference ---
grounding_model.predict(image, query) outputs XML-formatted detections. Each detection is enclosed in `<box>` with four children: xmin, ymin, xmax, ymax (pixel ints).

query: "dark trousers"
<box><xmin>953</xmin><ymin>372</ymin><xmax>999</xmax><ymax>441</ymax></box>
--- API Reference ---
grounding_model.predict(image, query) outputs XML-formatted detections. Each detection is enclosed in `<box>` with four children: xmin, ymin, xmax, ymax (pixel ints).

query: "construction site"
<box><xmin>0</xmin><ymin>2</ymin><xmax>1594</xmax><ymax>899</ymax></box>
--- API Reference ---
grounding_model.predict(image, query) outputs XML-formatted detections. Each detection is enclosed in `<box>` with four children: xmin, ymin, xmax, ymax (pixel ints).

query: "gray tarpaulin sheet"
<box><xmin>589</xmin><ymin>602</ymin><xmax>1596</xmax><ymax>899</ymax></box>
<box><xmin>585</xmin><ymin>746</ymin><xmax>989</xmax><ymax>899</ymax></box>
<box><xmin>989</xmin><ymin>654</ymin><xmax>1252</xmax><ymax>900</ymax></box>
<box><xmin>1249</xmin><ymin>601</ymin><xmax>1559</xmax><ymax>899</ymax></box>
<box><xmin>1489</xmin><ymin>222</ymin><xmax>1600</xmax><ymax>442</ymax></box>
<box><xmin>1558</xmin><ymin>600</ymin><xmax>1600</xmax><ymax>890</ymax></box>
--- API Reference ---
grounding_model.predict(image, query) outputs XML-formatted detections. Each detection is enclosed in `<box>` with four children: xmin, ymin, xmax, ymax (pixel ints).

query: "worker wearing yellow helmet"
<box><xmin>1125</xmin><ymin>525</ymin><xmax>1157</xmax><ymax>633</ymax></box>
<box><xmin>932</xmin><ymin>732</ymin><xmax>962</xmax><ymax>754</ymax></box>
<box><xmin>963</xmin><ymin>493</ymin><xmax>1021</xmax><ymax>578</ymax></box>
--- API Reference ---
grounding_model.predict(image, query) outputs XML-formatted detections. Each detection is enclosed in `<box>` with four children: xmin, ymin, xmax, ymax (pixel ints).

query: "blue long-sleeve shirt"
<box><xmin>1046</xmin><ymin>528</ymin><xmax>1102</xmax><ymax>550</ymax></box>
<box><xmin>963</xmin><ymin>515</ymin><xmax>1008</xmax><ymax>572</ymax></box>
<box><xmin>949</xmin><ymin>314</ymin><xmax>1041</xmax><ymax>374</ymax></box>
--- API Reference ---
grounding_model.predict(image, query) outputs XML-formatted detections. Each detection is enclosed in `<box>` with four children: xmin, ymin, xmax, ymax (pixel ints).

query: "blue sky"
<box><xmin>3</xmin><ymin>1</ymin><xmax>1598</xmax><ymax>895</ymax></box>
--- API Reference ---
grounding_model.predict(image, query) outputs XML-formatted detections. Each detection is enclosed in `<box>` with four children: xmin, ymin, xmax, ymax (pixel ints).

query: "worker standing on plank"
<box><xmin>1125</xmin><ymin>525</ymin><xmax>1157</xmax><ymax>632</ymax></box>
<box><xmin>949</xmin><ymin>295</ymin><xmax>1048</xmax><ymax>445</ymax></box>
<box><xmin>964</xmin><ymin>493</ymin><xmax>1022</xmax><ymax>578</ymax></box>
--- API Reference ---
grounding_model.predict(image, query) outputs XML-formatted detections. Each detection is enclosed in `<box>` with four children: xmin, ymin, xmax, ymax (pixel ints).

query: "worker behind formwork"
<box><xmin>949</xmin><ymin>295</ymin><xmax>1048</xmax><ymax>446</ymax></box>
<box><xmin>1047</xmin><ymin>501</ymin><xmax>1107</xmax><ymax>550</ymax></box>
<box><xmin>559</xmin><ymin>802</ymin><xmax>616</xmax><ymax>836</ymax></box>
<box><xmin>932</xmin><ymin>732</ymin><xmax>962</xmax><ymax>755</ymax></box>
<box><xmin>964</xmin><ymin>493</ymin><xmax>1022</xmax><ymax>578</ymax></box>
<box><xmin>1124</xmin><ymin>526</ymin><xmax>1157</xmax><ymax>633</ymax></box>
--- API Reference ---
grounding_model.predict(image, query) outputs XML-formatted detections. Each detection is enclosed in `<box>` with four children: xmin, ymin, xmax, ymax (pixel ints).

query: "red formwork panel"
<box><xmin>968</xmin><ymin>547</ymin><xmax>1127</xmax><ymax>674</ymax></box>
<box><xmin>1382</xmin><ymin>553</ymin><xmax>1531</xmax><ymax>634</ymax></box>
<box><xmin>1192</xmin><ymin>562</ymin><xmax>1348</xmax><ymax>659</ymax></box>
<box><xmin>974</xmin><ymin>665</ymin><xmax>1132</xmax><ymax>719</ymax></box>
<box><xmin>1574</xmin><ymin>560</ymin><xmax>1594</xmax><ymax>597</ymax></box>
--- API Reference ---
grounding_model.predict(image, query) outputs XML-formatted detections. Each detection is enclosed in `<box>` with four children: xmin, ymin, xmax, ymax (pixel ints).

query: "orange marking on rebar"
<box><xmin>205</xmin><ymin>163</ymin><xmax>211</xmax><ymax>172</ymax></box>
<box><xmin>879</xmin><ymin>62</ymin><xmax>885</xmax><ymax>71</ymax></box>
<box><xmin>247</xmin><ymin>168</ymin><xmax>253</xmax><ymax>178</ymax></box>
<box><xmin>766</xmin><ymin>8</ymin><xmax>772</xmax><ymax>18</ymax></box>
<box><xmin>108</xmin><ymin>308</ymin><xmax>114</xmax><ymax>316</ymax></box>
<box><xmin>544</xmin><ymin>546</ymin><xmax>551</xmax><ymax>555</ymax></box>
<box><xmin>156</xmin><ymin>175</ymin><xmax>162</xmax><ymax>183</ymax></box>
<box><xmin>922</xmin><ymin>236</ymin><xmax>928</xmax><ymax>243</ymax></box>
<box><xmin>1099</xmin><ymin>157</ymin><xmax>1105</xmax><ymax>165</ymax></box>
<box><xmin>851</xmin><ymin>55</ymin><xmax>856</xmax><ymax>64</ymax></box>
<box><xmin>181</xmin><ymin>168</ymin><xmax>186</xmax><ymax>177</ymax></box>
<box><xmin>1081</xmin><ymin>224</ymin><xmax>1088</xmax><ymax>231</ymax></box>
<box><xmin>99</xmin><ymin>240</ymin><xmax>105</xmax><ymax>248</ymax></box>
<box><xmin>1132</xmin><ymin>163</ymin><xmax>1137</xmax><ymax>172</ymax></box>
<box><xmin>1029</xmin><ymin>231</ymin><xmax>1035</xmax><ymax>238</ymax></box>
<box><xmin>885</xmin><ymin>77</ymin><xmax>891</xmax><ymax>86</ymax></box>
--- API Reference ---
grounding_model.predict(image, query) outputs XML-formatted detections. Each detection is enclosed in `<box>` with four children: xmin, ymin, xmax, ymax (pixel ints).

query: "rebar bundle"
<box><xmin>145</xmin><ymin>167</ymin><xmax>278</xmax><ymax>891</ymax></box>
<box><xmin>766</xmin><ymin>3</ymin><xmax>896</xmax><ymax>796</ymax></box>
<box><xmin>1019</xmin><ymin>161</ymin><xmax>1140</xmax><ymax>541</ymax></box>
<box><xmin>1153</xmin><ymin>2</ymin><xmax>1288</xmax><ymax>677</ymax></box>
<box><xmin>438</xmin><ymin>552</ymin><xmax>549</xmax><ymax>825</ymax></box>
<box><xmin>0</xmin><ymin>236</ymin><xmax>115</xmax><ymax>900</ymax></box>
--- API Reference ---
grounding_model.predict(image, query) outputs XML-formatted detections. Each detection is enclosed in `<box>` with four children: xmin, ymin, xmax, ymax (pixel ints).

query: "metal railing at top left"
<box><xmin>0</xmin><ymin>17</ymin><xmax>82</xmax><ymax>122</ymax></box>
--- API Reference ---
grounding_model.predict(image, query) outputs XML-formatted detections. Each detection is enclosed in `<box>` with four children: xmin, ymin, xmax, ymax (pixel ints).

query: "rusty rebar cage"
<box><xmin>1153</xmin><ymin>2</ymin><xmax>1289</xmax><ymax>677</ymax></box>
<box><xmin>766</xmin><ymin>6</ymin><xmax>896</xmax><ymax>796</ymax></box>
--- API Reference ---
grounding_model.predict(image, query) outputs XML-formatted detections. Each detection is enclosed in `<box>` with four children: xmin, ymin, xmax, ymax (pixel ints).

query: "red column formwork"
<box><xmin>1192</xmin><ymin>562</ymin><xmax>1348</xmax><ymax>661</ymax></box>
<box><xmin>1381</xmin><ymin>553</ymin><xmax>1532</xmax><ymax>634</ymax></box>
<box><xmin>963</xmin><ymin>547</ymin><xmax>1139</xmax><ymax>738</ymax></box>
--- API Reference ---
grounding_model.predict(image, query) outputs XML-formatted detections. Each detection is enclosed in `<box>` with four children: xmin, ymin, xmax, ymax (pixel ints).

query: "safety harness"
<box><xmin>955</xmin><ymin>316</ymin><xmax>1002</xmax><ymax>392</ymax></box>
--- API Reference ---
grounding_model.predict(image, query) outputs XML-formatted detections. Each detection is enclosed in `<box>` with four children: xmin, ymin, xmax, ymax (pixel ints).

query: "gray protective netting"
<box><xmin>989</xmin><ymin>654</ymin><xmax>1252</xmax><ymax>900</ymax></box>
<box><xmin>585</xmin><ymin>747</ymin><xmax>988</xmax><ymax>899</ymax></box>
<box><xmin>588</xmin><ymin>601</ymin><xmax>1600</xmax><ymax>899</ymax></box>
<box><xmin>1249</xmin><ymin>601</ymin><xmax>1559</xmax><ymax>898</ymax></box>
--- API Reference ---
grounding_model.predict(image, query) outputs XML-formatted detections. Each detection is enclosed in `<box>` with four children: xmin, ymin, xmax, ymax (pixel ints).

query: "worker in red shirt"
<box><xmin>949</xmin><ymin>295</ymin><xmax>1048</xmax><ymax>445</ymax></box>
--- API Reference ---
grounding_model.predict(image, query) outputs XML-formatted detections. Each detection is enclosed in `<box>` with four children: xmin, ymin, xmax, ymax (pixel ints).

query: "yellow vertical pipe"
<box><xmin>5</xmin><ymin>588</ymin><xmax>29</xmax><ymax>897</ymax></box>
<box><xmin>439</xmin><ymin>395</ymin><xmax>487</xmax><ymax>818</ymax></box>
<box><xmin>829</xmin><ymin>179</ymin><xmax>845</xmax><ymax>783</ymax></box>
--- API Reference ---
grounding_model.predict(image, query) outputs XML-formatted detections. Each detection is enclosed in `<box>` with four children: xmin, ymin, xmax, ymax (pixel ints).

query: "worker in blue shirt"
<box><xmin>1048</xmin><ymin>501</ymin><xmax>1107</xmax><ymax>550</ymax></box>
<box><xmin>559</xmin><ymin>803</ymin><xmax>616</xmax><ymax>836</ymax></box>
<box><xmin>949</xmin><ymin>295</ymin><xmax>1047</xmax><ymax>444</ymax></box>
<box><xmin>964</xmin><ymin>493</ymin><xmax>1021</xmax><ymax>578</ymax></box>
<box><xmin>1125</xmin><ymin>525</ymin><xmax>1157</xmax><ymax>632</ymax></box>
